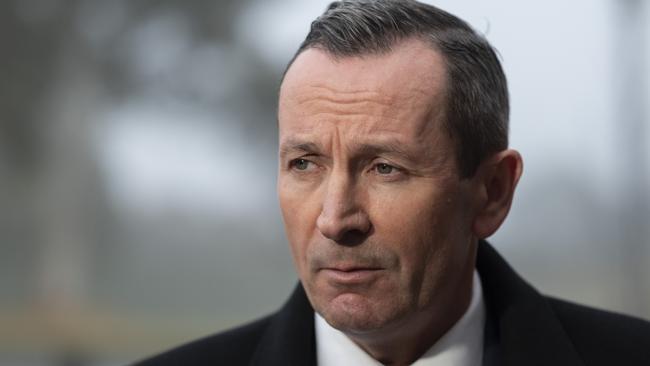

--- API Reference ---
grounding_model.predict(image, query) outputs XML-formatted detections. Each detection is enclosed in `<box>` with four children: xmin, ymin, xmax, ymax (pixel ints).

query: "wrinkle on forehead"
<box><xmin>296</xmin><ymin>85</ymin><xmax>389</xmax><ymax>103</ymax></box>
<box><xmin>290</xmin><ymin>83</ymin><xmax>435</xmax><ymax>123</ymax></box>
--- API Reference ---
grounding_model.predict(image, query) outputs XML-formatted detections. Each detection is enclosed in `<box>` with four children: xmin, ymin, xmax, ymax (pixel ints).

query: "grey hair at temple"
<box><xmin>282</xmin><ymin>0</ymin><xmax>509</xmax><ymax>178</ymax></box>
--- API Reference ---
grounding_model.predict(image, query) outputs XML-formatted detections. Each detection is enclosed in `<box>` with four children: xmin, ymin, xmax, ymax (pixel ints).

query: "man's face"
<box><xmin>277</xmin><ymin>39</ymin><xmax>479</xmax><ymax>334</ymax></box>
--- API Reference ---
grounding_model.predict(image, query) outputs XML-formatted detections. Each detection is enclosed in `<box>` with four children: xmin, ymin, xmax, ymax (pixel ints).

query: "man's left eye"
<box><xmin>375</xmin><ymin>163</ymin><xmax>396</xmax><ymax>175</ymax></box>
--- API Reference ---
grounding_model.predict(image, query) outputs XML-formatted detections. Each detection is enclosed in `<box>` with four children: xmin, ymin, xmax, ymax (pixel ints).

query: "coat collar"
<box><xmin>250</xmin><ymin>241</ymin><xmax>585</xmax><ymax>366</ymax></box>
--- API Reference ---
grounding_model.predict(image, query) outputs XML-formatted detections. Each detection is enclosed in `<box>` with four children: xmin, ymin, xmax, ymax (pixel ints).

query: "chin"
<box><xmin>317</xmin><ymin>292</ymin><xmax>404</xmax><ymax>334</ymax></box>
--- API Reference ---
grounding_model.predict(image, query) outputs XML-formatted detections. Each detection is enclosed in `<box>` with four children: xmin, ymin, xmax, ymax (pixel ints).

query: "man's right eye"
<box><xmin>290</xmin><ymin>158</ymin><xmax>312</xmax><ymax>171</ymax></box>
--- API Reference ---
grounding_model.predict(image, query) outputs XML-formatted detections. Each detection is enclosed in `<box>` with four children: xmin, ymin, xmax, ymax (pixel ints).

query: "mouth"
<box><xmin>319</xmin><ymin>266</ymin><xmax>384</xmax><ymax>285</ymax></box>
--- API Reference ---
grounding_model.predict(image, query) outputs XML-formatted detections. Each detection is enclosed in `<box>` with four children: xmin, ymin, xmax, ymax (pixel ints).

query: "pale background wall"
<box><xmin>0</xmin><ymin>0</ymin><xmax>648</xmax><ymax>365</ymax></box>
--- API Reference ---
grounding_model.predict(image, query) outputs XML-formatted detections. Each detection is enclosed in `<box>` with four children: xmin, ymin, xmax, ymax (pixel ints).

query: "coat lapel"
<box><xmin>477</xmin><ymin>241</ymin><xmax>585</xmax><ymax>366</ymax></box>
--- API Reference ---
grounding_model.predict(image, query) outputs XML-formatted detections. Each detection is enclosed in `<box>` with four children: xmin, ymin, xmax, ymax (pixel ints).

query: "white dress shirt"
<box><xmin>315</xmin><ymin>270</ymin><xmax>486</xmax><ymax>366</ymax></box>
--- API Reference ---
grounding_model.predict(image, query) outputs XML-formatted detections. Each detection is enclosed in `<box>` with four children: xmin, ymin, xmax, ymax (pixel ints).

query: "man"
<box><xmin>136</xmin><ymin>1</ymin><xmax>650</xmax><ymax>365</ymax></box>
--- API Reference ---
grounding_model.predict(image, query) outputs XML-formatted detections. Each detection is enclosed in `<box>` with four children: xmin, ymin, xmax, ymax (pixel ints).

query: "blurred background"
<box><xmin>1</xmin><ymin>0</ymin><xmax>648</xmax><ymax>364</ymax></box>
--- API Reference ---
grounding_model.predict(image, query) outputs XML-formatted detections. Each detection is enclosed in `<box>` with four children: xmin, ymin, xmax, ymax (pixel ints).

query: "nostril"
<box><xmin>335</xmin><ymin>229</ymin><xmax>369</xmax><ymax>247</ymax></box>
<box><xmin>316</xmin><ymin>212</ymin><xmax>373</xmax><ymax>246</ymax></box>
<box><xmin>316</xmin><ymin>210</ymin><xmax>372</xmax><ymax>243</ymax></box>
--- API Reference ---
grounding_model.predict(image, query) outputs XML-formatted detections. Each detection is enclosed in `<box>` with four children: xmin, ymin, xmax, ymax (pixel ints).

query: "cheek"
<box><xmin>278</xmin><ymin>179</ymin><xmax>321</xmax><ymax>272</ymax></box>
<box><xmin>370</xmin><ymin>183</ymin><xmax>453</xmax><ymax>242</ymax></box>
<box><xmin>368</xmin><ymin>183</ymin><xmax>465</xmax><ymax>279</ymax></box>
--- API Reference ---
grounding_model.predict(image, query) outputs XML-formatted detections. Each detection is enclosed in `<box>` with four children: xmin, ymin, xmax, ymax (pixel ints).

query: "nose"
<box><xmin>316</xmin><ymin>172</ymin><xmax>371</xmax><ymax>244</ymax></box>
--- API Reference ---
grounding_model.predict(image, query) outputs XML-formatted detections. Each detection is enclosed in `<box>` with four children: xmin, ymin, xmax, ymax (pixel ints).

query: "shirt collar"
<box><xmin>315</xmin><ymin>270</ymin><xmax>486</xmax><ymax>366</ymax></box>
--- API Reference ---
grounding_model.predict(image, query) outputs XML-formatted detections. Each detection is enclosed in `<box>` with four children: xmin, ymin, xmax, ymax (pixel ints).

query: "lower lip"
<box><xmin>320</xmin><ymin>269</ymin><xmax>383</xmax><ymax>284</ymax></box>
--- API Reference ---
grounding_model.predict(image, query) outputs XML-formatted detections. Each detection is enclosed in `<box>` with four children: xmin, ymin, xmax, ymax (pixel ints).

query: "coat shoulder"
<box><xmin>548</xmin><ymin>297</ymin><xmax>650</xmax><ymax>365</ymax></box>
<box><xmin>132</xmin><ymin>315</ymin><xmax>273</xmax><ymax>365</ymax></box>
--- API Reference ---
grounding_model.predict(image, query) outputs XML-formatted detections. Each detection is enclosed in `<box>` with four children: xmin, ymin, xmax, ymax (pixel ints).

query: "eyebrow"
<box><xmin>279</xmin><ymin>138</ymin><xmax>418</xmax><ymax>161</ymax></box>
<box><xmin>279</xmin><ymin>140</ymin><xmax>322</xmax><ymax>158</ymax></box>
<box><xmin>355</xmin><ymin>141</ymin><xmax>416</xmax><ymax>160</ymax></box>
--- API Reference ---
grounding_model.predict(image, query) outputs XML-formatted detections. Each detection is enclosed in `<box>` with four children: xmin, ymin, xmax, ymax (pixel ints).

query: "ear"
<box><xmin>471</xmin><ymin>149</ymin><xmax>523</xmax><ymax>239</ymax></box>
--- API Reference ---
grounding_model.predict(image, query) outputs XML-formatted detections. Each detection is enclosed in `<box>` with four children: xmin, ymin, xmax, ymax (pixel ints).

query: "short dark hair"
<box><xmin>284</xmin><ymin>0</ymin><xmax>509</xmax><ymax>178</ymax></box>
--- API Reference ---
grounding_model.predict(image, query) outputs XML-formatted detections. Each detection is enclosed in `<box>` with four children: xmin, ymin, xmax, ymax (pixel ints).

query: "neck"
<box><xmin>345</xmin><ymin>267</ymin><xmax>475</xmax><ymax>366</ymax></box>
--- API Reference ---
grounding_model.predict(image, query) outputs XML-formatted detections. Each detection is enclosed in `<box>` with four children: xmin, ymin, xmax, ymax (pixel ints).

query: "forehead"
<box><xmin>281</xmin><ymin>38</ymin><xmax>446</xmax><ymax>111</ymax></box>
<box><xmin>278</xmin><ymin>39</ymin><xmax>448</xmax><ymax>150</ymax></box>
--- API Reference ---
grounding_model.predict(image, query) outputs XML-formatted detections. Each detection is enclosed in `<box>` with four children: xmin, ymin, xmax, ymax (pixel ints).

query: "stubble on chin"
<box><xmin>306</xmin><ymin>274</ymin><xmax>412</xmax><ymax>335</ymax></box>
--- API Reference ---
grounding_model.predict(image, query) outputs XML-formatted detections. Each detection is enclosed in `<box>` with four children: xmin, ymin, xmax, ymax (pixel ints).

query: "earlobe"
<box><xmin>472</xmin><ymin>149</ymin><xmax>523</xmax><ymax>239</ymax></box>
